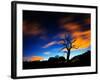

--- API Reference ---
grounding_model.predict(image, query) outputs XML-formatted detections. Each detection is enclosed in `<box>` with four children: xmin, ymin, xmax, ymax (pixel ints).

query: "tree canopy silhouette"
<box><xmin>59</xmin><ymin>56</ymin><xmax>65</xmax><ymax>61</ymax></box>
<box><xmin>48</xmin><ymin>55</ymin><xmax>66</xmax><ymax>62</ymax></box>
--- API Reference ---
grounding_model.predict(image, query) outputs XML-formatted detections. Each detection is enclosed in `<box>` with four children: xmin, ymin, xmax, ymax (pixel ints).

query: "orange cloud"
<box><xmin>31</xmin><ymin>56</ymin><xmax>44</xmax><ymax>61</ymax></box>
<box><xmin>72</xmin><ymin>30</ymin><xmax>90</xmax><ymax>38</ymax></box>
<box><xmin>59</xmin><ymin>15</ymin><xmax>90</xmax><ymax>33</ymax></box>
<box><xmin>58</xmin><ymin>30</ymin><xmax>90</xmax><ymax>50</ymax></box>
<box><xmin>63</xmin><ymin>23</ymin><xmax>81</xmax><ymax>33</ymax></box>
<box><xmin>72</xmin><ymin>30</ymin><xmax>90</xmax><ymax>49</ymax></box>
<box><xmin>58</xmin><ymin>16</ymin><xmax>91</xmax><ymax>49</ymax></box>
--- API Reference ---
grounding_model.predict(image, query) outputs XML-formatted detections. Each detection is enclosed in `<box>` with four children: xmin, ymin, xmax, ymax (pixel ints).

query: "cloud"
<box><xmin>72</xmin><ymin>30</ymin><xmax>90</xmax><ymax>49</ymax></box>
<box><xmin>44</xmin><ymin>52</ymin><xmax>51</xmax><ymax>55</ymax></box>
<box><xmin>59</xmin><ymin>15</ymin><xmax>90</xmax><ymax>33</ymax></box>
<box><xmin>42</xmin><ymin>30</ymin><xmax>90</xmax><ymax>49</ymax></box>
<box><xmin>63</xmin><ymin>23</ymin><xmax>81</xmax><ymax>33</ymax></box>
<box><xmin>23</xmin><ymin>21</ymin><xmax>45</xmax><ymax>36</ymax></box>
<box><xmin>23</xmin><ymin>56</ymin><xmax>44</xmax><ymax>62</ymax></box>
<box><xmin>60</xmin><ymin>30</ymin><xmax>90</xmax><ymax>51</ymax></box>
<box><xmin>42</xmin><ymin>41</ymin><xmax>58</xmax><ymax>48</ymax></box>
<box><xmin>58</xmin><ymin>16</ymin><xmax>91</xmax><ymax>49</ymax></box>
<box><xmin>31</xmin><ymin>56</ymin><xmax>44</xmax><ymax>61</ymax></box>
<box><xmin>56</xmin><ymin>30</ymin><xmax>90</xmax><ymax>51</ymax></box>
<box><xmin>73</xmin><ymin>30</ymin><xmax>90</xmax><ymax>38</ymax></box>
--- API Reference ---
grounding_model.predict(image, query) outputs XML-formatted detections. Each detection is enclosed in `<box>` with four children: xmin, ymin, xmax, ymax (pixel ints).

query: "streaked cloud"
<box><xmin>42</xmin><ymin>41</ymin><xmax>58</xmax><ymax>48</ymax></box>
<box><xmin>31</xmin><ymin>56</ymin><xmax>44</xmax><ymax>61</ymax></box>
<box><xmin>23</xmin><ymin>56</ymin><xmax>44</xmax><ymax>62</ymax></box>
<box><xmin>44</xmin><ymin>52</ymin><xmax>51</xmax><ymax>55</ymax></box>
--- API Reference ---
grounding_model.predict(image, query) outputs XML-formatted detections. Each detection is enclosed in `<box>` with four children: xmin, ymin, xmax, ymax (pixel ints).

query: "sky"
<box><xmin>23</xmin><ymin>10</ymin><xmax>91</xmax><ymax>62</ymax></box>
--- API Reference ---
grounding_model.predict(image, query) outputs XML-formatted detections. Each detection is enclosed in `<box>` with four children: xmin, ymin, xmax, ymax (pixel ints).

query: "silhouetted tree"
<box><xmin>60</xmin><ymin>33</ymin><xmax>78</xmax><ymax>62</ymax></box>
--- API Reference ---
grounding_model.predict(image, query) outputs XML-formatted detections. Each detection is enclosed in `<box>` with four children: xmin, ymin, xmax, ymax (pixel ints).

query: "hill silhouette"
<box><xmin>23</xmin><ymin>50</ymin><xmax>91</xmax><ymax>69</ymax></box>
<box><xmin>70</xmin><ymin>50</ymin><xmax>91</xmax><ymax>66</ymax></box>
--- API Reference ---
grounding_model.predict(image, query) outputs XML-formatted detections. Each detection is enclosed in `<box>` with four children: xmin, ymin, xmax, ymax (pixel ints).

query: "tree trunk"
<box><xmin>67</xmin><ymin>49</ymin><xmax>70</xmax><ymax>62</ymax></box>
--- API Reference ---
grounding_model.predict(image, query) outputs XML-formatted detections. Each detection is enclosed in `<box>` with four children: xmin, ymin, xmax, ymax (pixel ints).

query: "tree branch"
<box><xmin>72</xmin><ymin>45</ymin><xmax>79</xmax><ymax>49</ymax></box>
<box><xmin>59</xmin><ymin>47</ymin><xmax>66</xmax><ymax>52</ymax></box>
<box><xmin>60</xmin><ymin>47</ymin><xmax>65</xmax><ymax>51</ymax></box>
<box><xmin>72</xmin><ymin>39</ymin><xmax>76</xmax><ymax>43</ymax></box>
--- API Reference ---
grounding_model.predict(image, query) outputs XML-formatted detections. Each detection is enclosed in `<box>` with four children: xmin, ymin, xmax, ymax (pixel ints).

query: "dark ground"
<box><xmin>23</xmin><ymin>51</ymin><xmax>91</xmax><ymax>69</ymax></box>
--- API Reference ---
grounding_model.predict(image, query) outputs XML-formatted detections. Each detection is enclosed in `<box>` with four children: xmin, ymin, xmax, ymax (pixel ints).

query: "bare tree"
<box><xmin>60</xmin><ymin>32</ymin><xmax>78</xmax><ymax>62</ymax></box>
